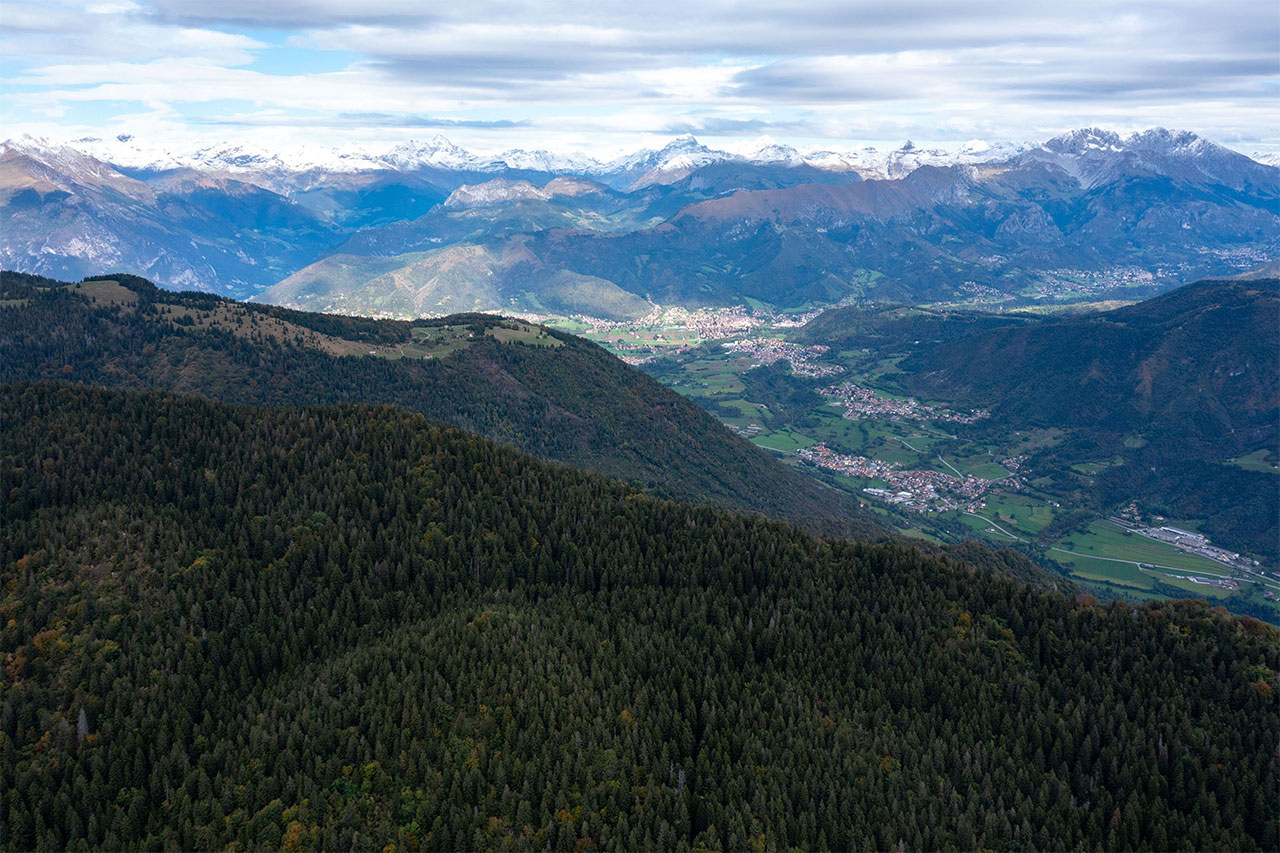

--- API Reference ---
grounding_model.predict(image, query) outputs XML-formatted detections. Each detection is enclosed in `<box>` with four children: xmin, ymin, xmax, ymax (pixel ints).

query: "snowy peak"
<box><xmin>382</xmin><ymin>135</ymin><xmax>498</xmax><ymax>172</ymax></box>
<box><xmin>606</xmin><ymin>134</ymin><xmax>732</xmax><ymax>188</ymax></box>
<box><xmin>1023</xmin><ymin>127</ymin><xmax>1275</xmax><ymax>190</ymax></box>
<box><xmin>738</xmin><ymin>136</ymin><xmax>807</xmax><ymax>167</ymax></box>
<box><xmin>498</xmin><ymin>148</ymin><xmax>602</xmax><ymax>173</ymax></box>
<box><xmin>1043</xmin><ymin>127</ymin><xmax>1124</xmax><ymax>155</ymax></box>
<box><xmin>0</xmin><ymin>135</ymin><xmax>154</xmax><ymax>201</ymax></box>
<box><xmin>6</xmin><ymin>127</ymin><xmax>1272</xmax><ymax>199</ymax></box>
<box><xmin>612</xmin><ymin>135</ymin><xmax>716</xmax><ymax>170</ymax></box>
<box><xmin>823</xmin><ymin>139</ymin><xmax>1031</xmax><ymax>181</ymax></box>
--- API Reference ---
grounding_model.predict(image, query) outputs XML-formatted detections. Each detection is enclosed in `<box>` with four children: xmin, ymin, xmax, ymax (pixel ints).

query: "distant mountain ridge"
<box><xmin>47</xmin><ymin>127</ymin><xmax>1274</xmax><ymax>189</ymax></box>
<box><xmin>2</xmin><ymin>128</ymin><xmax>1276</xmax><ymax>310</ymax></box>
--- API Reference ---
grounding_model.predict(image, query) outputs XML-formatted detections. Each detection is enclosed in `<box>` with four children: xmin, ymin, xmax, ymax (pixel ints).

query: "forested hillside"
<box><xmin>903</xmin><ymin>279</ymin><xmax>1278</xmax><ymax>456</ymax></box>
<box><xmin>0</xmin><ymin>271</ymin><xmax>878</xmax><ymax>539</ymax></box>
<box><xmin>2</xmin><ymin>383</ymin><xmax>1277</xmax><ymax>851</ymax></box>
<box><xmin>794</xmin><ymin>280</ymin><xmax>1279</xmax><ymax>559</ymax></box>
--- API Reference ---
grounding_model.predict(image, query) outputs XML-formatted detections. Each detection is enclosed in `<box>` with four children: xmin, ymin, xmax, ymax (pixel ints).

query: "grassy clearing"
<box><xmin>590</xmin><ymin>328</ymin><xmax>700</xmax><ymax>347</ymax></box>
<box><xmin>751</xmin><ymin>429</ymin><xmax>815</xmax><ymax>453</ymax></box>
<box><xmin>671</xmin><ymin>358</ymin><xmax>746</xmax><ymax>396</ymax></box>
<box><xmin>486</xmin><ymin>321</ymin><xmax>563</xmax><ymax>347</ymax></box>
<box><xmin>897</xmin><ymin>527</ymin><xmax>943</xmax><ymax>543</ymax></box>
<box><xmin>1058</xmin><ymin>554</ymin><xmax>1154</xmax><ymax>589</ymax></box>
<box><xmin>1007</xmin><ymin>428</ymin><xmax>1066</xmax><ymax>453</ymax></box>
<box><xmin>68</xmin><ymin>280</ymin><xmax>138</xmax><ymax>307</ymax></box>
<box><xmin>1231</xmin><ymin>449</ymin><xmax>1279</xmax><ymax>473</ymax></box>
<box><xmin>984</xmin><ymin>492</ymin><xmax>1055</xmax><ymax>535</ymax></box>
<box><xmin>952</xmin><ymin>511</ymin><xmax>1022</xmax><ymax>542</ymax></box>
<box><xmin>387</xmin><ymin>325</ymin><xmax>475</xmax><ymax>359</ymax></box>
<box><xmin>160</xmin><ymin>302</ymin><xmax>380</xmax><ymax>357</ymax></box>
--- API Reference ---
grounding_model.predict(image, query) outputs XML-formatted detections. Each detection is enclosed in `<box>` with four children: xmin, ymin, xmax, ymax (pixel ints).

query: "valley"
<box><xmin>10</xmin><ymin>269</ymin><xmax>1272</xmax><ymax>621</ymax></box>
<box><xmin>541</xmin><ymin>284</ymin><xmax>1280</xmax><ymax>621</ymax></box>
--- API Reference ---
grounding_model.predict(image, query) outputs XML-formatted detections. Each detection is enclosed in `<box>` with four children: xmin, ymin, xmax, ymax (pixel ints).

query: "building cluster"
<box><xmin>1118</xmin><ymin>500</ymin><xmax>1144</xmax><ymax>523</ymax></box>
<box><xmin>795</xmin><ymin>443</ymin><xmax>994</xmax><ymax>513</ymax></box>
<box><xmin>721</xmin><ymin>338</ymin><xmax>844</xmax><ymax>377</ymax></box>
<box><xmin>1030</xmin><ymin>266</ymin><xmax>1158</xmax><ymax>299</ymax></box>
<box><xmin>1160</xmin><ymin>573</ymin><xmax>1240</xmax><ymax>591</ymax></box>
<box><xmin>1137</xmin><ymin>525</ymin><xmax>1246</xmax><ymax>566</ymax></box>
<box><xmin>822</xmin><ymin>383</ymin><xmax>988</xmax><ymax>424</ymax></box>
<box><xmin>955</xmin><ymin>281</ymin><xmax>1012</xmax><ymax>303</ymax></box>
<box><xmin>1000</xmin><ymin>455</ymin><xmax>1026</xmax><ymax>472</ymax></box>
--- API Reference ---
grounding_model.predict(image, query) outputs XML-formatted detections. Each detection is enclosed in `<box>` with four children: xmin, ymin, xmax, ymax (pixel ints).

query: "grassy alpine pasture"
<box><xmin>1232</xmin><ymin>448</ymin><xmax>1280</xmax><ymax>473</ymax></box>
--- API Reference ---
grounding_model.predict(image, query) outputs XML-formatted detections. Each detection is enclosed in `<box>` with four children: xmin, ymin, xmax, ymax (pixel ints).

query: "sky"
<box><xmin>2</xmin><ymin>0</ymin><xmax>1277</xmax><ymax>156</ymax></box>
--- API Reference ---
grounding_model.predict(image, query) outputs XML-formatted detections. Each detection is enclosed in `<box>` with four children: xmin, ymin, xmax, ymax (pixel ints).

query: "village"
<box><xmin>822</xmin><ymin>382</ymin><xmax>989</xmax><ymax>424</ymax></box>
<box><xmin>795</xmin><ymin>443</ymin><xmax>995</xmax><ymax>513</ymax></box>
<box><xmin>721</xmin><ymin>337</ymin><xmax>845</xmax><ymax>377</ymax></box>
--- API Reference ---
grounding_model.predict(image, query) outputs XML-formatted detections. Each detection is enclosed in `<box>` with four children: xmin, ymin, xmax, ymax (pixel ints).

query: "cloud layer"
<box><xmin>2</xmin><ymin>0</ymin><xmax>1276</xmax><ymax>153</ymax></box>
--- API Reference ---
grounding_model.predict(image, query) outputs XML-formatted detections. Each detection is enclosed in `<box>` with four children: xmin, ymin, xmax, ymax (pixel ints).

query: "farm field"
<box><xmin>1049</xmin><ymin>520</ymin><xmax>1234</xmax><ymax>577</ymax></box>
<box><xmin>984</xmin><ymin>493</ymin><xmax>1055</xmax><ymax>534</ymax></box>
<box><xmin>751</xmin><ymin>428</ymin><xmax>815</xmax><ymax>453</ymax></box>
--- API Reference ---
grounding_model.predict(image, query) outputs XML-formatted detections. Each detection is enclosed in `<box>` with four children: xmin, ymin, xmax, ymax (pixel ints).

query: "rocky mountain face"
<box><xmin>0</xmin><ymin>138</ymin><xmax>343</xmax><ymax>293</ymax></box>
<box><xmin>2</xmin><ymin>129</ymin><xmax>1277</xmax><ymax>310</ymax></box>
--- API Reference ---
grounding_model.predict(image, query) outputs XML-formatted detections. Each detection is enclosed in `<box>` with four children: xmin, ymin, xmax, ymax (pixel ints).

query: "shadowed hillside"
<box><xmin>0</xmin><ymin>270</ymin><xmax>880</xmax><ymax>538</ymax></box>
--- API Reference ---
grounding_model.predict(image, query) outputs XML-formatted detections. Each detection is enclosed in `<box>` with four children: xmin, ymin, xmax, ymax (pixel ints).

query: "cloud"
<box><xmin>0</xmin><ymin>0</ymin><xmax>1276</xmax><ymax>153</ymax></box>
<box><xmin>190</xmin><ymin>111</ymin><xmax>532</xmax><ymax>129</ymax></box>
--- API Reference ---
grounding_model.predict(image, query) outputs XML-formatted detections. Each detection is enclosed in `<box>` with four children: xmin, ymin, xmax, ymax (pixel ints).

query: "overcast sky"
<box><xmin>2</xmin><ymin>0</ymin><xmax>1277</xmax><ymax>155</ymax></box>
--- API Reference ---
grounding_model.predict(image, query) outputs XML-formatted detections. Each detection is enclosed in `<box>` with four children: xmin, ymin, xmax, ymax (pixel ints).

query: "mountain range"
<box><xmin>1</xmin><ymin>129</ymin><xmax>1276</xmax><ymax>315</ymax></box>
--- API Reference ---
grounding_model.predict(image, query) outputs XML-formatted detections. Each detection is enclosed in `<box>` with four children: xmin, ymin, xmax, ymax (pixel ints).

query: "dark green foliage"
<box><xmin>792</xmin><ymin>303</ymin><xmax>1036</xmax><ymax>352</ymax></box>
<box><xmin>739</xmin><ymin>362</ymin><xmax>825</xmax><ymax>429</ymax></box>
<box><xmin>1</xmin><ymin>383</ymin><xmax>1277</xmax><ymax>851</ymax></box>
<box><xmin>800</xmin><ymin>280</ymin><xmax>1280</xmax><ymax>559</ymax></box>
<box><xmin>903</xmin><ymin>280</ymin><xmax>1278</xmax><ymax>457</ymax></box>
<box><xmin>0</xmin><ymin>271</ymin><xmax>879</xmax><ymax>540</ymax></box>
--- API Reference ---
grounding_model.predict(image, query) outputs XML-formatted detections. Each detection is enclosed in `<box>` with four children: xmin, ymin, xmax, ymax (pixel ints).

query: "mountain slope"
<box><xmin>0</xmin><ymin>271</ymin><xmax>879</xmax><ymax>538</ymax></box>
<box><xmin>2</xmin><ymin>382</ymin><xmax>1276</xmax><ymax>850</ymax></box>
<box><xmin>903</xmin><ymin>278</ymin><xmax>1278</xmax><ymax>455</ymax></box>
<box><xmin>0</xmin><ymin>139</ymin><xmax>342</xmax><ymax>295</ymax></box>
<box><xmin>282</xmin><ymin>130</ymin><xmax>1278</xmax><ymax>317</ymax></box>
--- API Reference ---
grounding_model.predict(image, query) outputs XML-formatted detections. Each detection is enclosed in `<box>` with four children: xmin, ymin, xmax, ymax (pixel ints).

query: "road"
<box><xmin>963</xmin><ymin>511</ymin><xmax>1026</xmax><ymax>542</ymax></box>
<box><xmin>963</xmin><ymin>513</ymin><xmax>1252</xmax><ymax>583</ymax></box>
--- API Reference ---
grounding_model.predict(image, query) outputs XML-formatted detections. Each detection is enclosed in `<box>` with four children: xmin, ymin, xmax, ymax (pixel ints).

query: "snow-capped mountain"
<box><xmin>1015</xmin><ymin>127</ymin><xmax>1272</xmax><ymax>190</ymax></box>
<box><xmin>38</xmin><ymin>128</ymin><xmax>1279</xmax><ymax>196</ymax></box>
<box><xmin>0</xmin><ymin>136</ymin><xmax>155</xmax><ymax>200</ymax></box>
<box><xmin>498</xmin><ymin>148</ymin><xmax>603</xmax><ymax>174</ymax></box>
<box><xmin>4</xmin><ymin>127</ymin><xmax>1275</xmax><ymax>306</ymax></box>
<box><xmin>826</xmin><ymin>139</ymin><xmax>1034</xmax><ymax>180</ymax></box>
<box><xmin>379</xmin><ymin>136</ymin><xmax>501</xmax><ymax>172</ymax></box>
<box><xmin>602</xmin><ymin>134</ymin><xmax>732</xmax><ymax>188</ymax></box>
